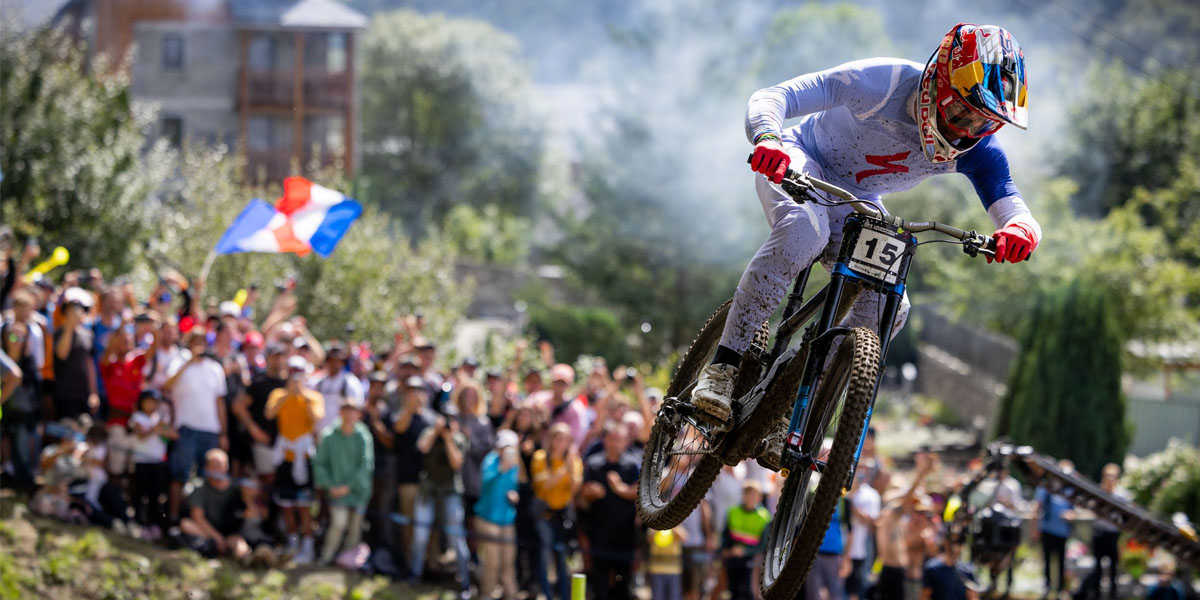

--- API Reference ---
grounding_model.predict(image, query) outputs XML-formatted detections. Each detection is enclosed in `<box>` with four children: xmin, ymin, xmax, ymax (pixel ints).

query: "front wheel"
<box><xmin>760</xmin><ymin>327</ymin><xmax>880</xmax><ymax>599</ymax></box>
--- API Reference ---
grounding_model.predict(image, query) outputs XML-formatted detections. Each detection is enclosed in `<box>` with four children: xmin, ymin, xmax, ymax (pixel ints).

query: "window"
<box><xmin>162</xmin><ymin>34</ymin><xmax>184</xmax><ymax>70</ymax></box>
<box><xmin>302</xmin><ymin>33</ymin><xmax>347</xmax><ymax>73</ymax></box>
<box><xmin>161</xmin><ymin>117</ymin><xmax>183</xmax><ymax>148</ymax></box>
<box><xmin>247</xmin><ymin>116</ymin><xmax>291</xmax><ymax>152</ymax></box>
<box><xmin>327</xmin><ymin>33</ymin><xmax>347</xmax><ymax>73</ymax></box>
<box><xmin>248</xmin><ymin>34</ymin><xmax>276</xmax><ymax>71</ymax></box>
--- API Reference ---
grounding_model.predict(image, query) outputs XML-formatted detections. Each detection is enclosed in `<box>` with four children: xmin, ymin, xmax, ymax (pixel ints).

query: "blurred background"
<box><xmin>0</xmin><ymin>3</ymin><xmax>1198</xmax><ymax>595</ymax></box>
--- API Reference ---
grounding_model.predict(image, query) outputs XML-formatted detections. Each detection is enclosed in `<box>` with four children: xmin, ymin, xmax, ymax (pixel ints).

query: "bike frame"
<box><xmin>762</xmin><ymin>212</ymin><xmax>914</xmax><ymax>478</ymax></box>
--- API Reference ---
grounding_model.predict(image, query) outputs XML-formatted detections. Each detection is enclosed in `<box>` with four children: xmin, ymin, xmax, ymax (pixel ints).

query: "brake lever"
<box><xmin>961</xmin><ymin>231</ymin><xmax>997</xmax><ymax>259</ymax></box>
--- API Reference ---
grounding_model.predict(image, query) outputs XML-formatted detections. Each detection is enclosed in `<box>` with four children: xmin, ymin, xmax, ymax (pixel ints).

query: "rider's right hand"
<box><xmin>750</xmin><ymin>139</ymin><xmax>790</xmax><ymax>184</ymax></box>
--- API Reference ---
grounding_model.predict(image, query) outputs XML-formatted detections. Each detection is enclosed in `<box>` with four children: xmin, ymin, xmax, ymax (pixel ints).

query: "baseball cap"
<box><xmin>287</xmin><ymin>355</ymin><xmax>308</xmax><ymax>371</ymax></box>
<box><xmin>404</xmin><ymin>375</ymin><xmax>427</xmax><ymax>390</ymax></box>
<box><xmin>62</xmin><ymin>287</ymin><xmax>94</xmax><ymax>308</ymax></box>
<box><xmin>265</xmin><ymin>343</ymin><xmax>287</xmax><ymax>357</ymax></box>
<box><xmin>550</xmin><ymin>363</ymin><xmax>575</xmax><ymax>384</ymax></box>
<box><xmin>496</xmin><ymin>429</ymin><xmax>519</xmax><ymax>449</ymax></box>
<box><xmin>341</xmin><ymin>395</ymin><xmax>364</xmax><ymax>410</ymax></box>
<box><xmin>243</xmin><ymin>331</ymin><xmax>264</xmax><ymax>348</ymax></box>
<box><xmin>460</xmin><ymin>355</ymin><xmax>479</xmax><ymax>368</ymax></box>
<box><xmin>218</xmin><ymin>301</ymin><xmax>241</xmax><ymax>318</ymax></box>
<box><xmin>413</xmin><ymin>338</ymin><xmax>436</xmax><ymax>351</ymax></box>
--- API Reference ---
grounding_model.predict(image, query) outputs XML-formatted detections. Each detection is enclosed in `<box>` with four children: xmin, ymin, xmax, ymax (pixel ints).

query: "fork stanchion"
<box><xmin>572</xmin><ymin>573</ymin><xmax>586</xmax><ymax>600</ymax></box>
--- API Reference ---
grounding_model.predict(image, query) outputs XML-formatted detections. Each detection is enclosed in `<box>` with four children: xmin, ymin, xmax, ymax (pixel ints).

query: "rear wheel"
<box><xmin>760</xmin><ymin>327</ymin><xmax>880</xmax><ymax>599</ymax></box>
<box><xmin>637</xmin><ymin>301</ymin><xmax>768</xmax><ymax>530</ymax></box>
<box><xmin>637</xmin><ymin>301</ymin><xmax>730</xmax><ymax>530</ymax></box>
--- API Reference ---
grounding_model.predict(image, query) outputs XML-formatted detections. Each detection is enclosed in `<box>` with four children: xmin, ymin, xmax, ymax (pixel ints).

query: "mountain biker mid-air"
<box><xmin>691</xmin><ymin>24</ymin><xmax>1039</xmax><ymax>443</ymax></box>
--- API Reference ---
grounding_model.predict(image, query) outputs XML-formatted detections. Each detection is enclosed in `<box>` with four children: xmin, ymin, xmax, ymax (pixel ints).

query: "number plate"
<box><xmin>848</xmin><ymin>223</ymin><xmax>908</xmax><ymax>284</ymax></box>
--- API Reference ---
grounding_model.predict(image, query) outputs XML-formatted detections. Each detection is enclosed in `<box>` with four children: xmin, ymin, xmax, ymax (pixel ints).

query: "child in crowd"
<box><xmin>647</xmin><ymin>524</ymin><xmax>686</xmax><ymax>600</ymax></box>
<box><xmin>32</xmin><ymin>418</ymin><xmax>90</xmax><ymax>522</ymax></box>
<box><xmin>475</xmin><ymin>429</ymin><xmax>522</xmax><ymax>600</ymax></box>
<box><xmin>81</xmin><ymin>424</ymin><xmax>129</xmax><ymax>529</ymax></box>
<box><xmin>314</xmin><ymin>396</ymin><xmax>374</xmax><ymax>567</ymax></box>
<box><xmin>722</xmin><ymin>481</ymin><xmax>770</xmax><ymax>600</ymax></box>
<box><xmin>130</xmin><ymin>389</ymin><xmax>174</xmax><ymax>539</ymax></box>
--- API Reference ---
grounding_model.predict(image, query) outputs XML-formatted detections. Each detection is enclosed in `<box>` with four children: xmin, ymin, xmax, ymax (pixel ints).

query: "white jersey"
<box><xmin>745</xmin><ymin>57</ymin><xmax>1036</xmax><ymax>233</ymax></box>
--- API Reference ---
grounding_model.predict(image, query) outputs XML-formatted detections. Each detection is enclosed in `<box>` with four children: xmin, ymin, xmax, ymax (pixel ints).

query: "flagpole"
<box><xmin>198</xmin><ymin>248</ymin><xmax>218</xmax><ymax>283</ymax></box>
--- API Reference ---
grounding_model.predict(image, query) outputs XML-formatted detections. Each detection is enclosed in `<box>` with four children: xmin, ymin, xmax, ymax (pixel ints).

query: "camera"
<box><xmin>970</xmin><ymin>504</ymin><xmax>1022</xmax><ymax>564</ymax></box>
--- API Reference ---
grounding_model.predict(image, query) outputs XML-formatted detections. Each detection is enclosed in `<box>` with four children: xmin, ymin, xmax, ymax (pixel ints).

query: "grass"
<box><xmin>0</xmin><ymin>500</ymin><xmax>453</xmax><ymax>600</ymax></box>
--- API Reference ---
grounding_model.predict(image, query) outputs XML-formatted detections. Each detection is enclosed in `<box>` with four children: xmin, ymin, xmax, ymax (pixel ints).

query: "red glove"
<box><xmin>990</xmin><ymin>221</ymin><xmax>1038</xmax><ymax>263</ymax></box>
<box><xmin>750</xmin><ymin>139</ymin><xmax>790</xmax><ymax>184</ymax></box>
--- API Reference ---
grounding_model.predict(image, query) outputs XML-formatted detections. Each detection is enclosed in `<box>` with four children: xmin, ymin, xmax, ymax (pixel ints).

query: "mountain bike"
<box><xmin>636</xmin><ymin>161</ymin><xmax>997</xmax><ymax>599</ymax></box>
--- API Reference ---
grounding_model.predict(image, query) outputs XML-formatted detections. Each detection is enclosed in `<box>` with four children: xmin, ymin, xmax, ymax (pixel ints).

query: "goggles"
<box><xmin>937</xmin><ymin>88</ymin><xmax>1004</xmax><ymax>138</ymax></box>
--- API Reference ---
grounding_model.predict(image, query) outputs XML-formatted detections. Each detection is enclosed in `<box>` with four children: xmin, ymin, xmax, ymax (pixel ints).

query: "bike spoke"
<box><xmin>657</xmin><ymin>419</ymin><xmax>711</xmax><ymax>502</ymax></box>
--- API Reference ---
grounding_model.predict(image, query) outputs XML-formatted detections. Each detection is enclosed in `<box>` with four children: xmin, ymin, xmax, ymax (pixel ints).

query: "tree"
<box><xmin>146</xmin><ymin>147</ymin><xmax>471</xmax><ymax>348</ymax></box>
<box><xmin>1061</xmin><ymin>67</ymin><xmax>1200</xmax><ymax>218</ymax></box>
<box><xmin>0</xmin><ymin>26</ymin><xmax>172</xmax><ymax>274</ymax></box>
<box><xmin>993</xmin><ymin>274</ymin><xmax>1129</xmax><ymax>480</ymax></box>
<box><xmin>359</xmin><ymin>10</ymin><xmax>545</xmax><ymax>231</ymax></box>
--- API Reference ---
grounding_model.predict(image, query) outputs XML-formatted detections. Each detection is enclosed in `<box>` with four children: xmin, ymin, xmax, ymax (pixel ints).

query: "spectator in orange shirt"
<box><xmin>265</xmin><ymin>355</ymin><xmax>325</xmax><ymax>564</ymax></box>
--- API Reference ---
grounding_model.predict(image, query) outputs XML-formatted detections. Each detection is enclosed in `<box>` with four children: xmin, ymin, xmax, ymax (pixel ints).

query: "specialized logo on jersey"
<box><xmin>855</xmin><ymin>151</ymin><xmax>911</xmax><ymax>183</ymax></box>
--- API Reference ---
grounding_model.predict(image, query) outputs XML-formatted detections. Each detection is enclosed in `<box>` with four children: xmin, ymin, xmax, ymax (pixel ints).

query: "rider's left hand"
<box><xmin>990</xmin><ymin>222</ymin><xmax>1038</xmax><ymax>263</ymax></box>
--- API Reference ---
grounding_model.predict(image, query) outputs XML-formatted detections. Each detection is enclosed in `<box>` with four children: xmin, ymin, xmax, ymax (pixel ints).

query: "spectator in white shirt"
<box><xmin>310</xmin><ymin>344</ymin><xmax>364</xmax><ymax>435</ymax></box>
<box><xmin>164</xmin><ymin>331</ymin><xmax>228</xmax><ymax>523</ymax></box>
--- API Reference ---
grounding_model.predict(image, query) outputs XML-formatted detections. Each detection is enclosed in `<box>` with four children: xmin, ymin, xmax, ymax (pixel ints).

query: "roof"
<box><xmin>230</xmin><ymin>0</ymin><xmax>367</xmax><ymax>30</ymax></box>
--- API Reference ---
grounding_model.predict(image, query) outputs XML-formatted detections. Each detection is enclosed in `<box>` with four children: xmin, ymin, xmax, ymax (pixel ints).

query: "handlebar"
<box><xmin>749</xmin><ymin>155</ymin><xmax>996</xmax><ymax>257</ymax></box>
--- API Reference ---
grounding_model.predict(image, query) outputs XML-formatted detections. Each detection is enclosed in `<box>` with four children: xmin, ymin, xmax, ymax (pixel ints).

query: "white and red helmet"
<box><xmin>917</xmin><ymin>24</ymin><xmax>1028</xmax><ymax>162</ymax></box>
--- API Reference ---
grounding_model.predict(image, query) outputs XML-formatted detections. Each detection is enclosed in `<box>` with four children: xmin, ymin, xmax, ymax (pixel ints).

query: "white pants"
<box><xmin>719</xmin><ymin>146</ymin><xmax>910</xmax><ymax>354</ymax></box>
<box><xmin>320</xmin><ymin>505</ymin><xmax>365</xmax><ymax>563</ymax></box>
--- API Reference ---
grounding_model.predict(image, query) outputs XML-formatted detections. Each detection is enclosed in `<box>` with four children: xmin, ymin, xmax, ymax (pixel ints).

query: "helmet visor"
<box><xmin>937</xmin><ymin>90</ymin><xmax>1004</xmax><ymax>138</ymax></box>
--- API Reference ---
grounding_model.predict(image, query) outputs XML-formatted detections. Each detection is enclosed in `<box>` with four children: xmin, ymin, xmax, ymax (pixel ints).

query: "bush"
<box><xmin>1122</xmin><ymin>439</ymin><xmax>1200</xmax><ymax>524</ymax></box>
<box><xmin>528</xmin><ymin>303</ymin><xmax>635</xmax><ymax>366</ymax></box>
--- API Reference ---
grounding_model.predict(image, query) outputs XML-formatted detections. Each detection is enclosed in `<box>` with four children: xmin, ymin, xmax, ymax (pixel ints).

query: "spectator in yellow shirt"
<box><xmin>530</xmin><ymin>422</ymin><xmax>583</xmax><ymax>600</ymax></box>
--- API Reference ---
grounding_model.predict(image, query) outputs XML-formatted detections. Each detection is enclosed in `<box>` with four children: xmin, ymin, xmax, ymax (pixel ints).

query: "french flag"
<box><xmin>214</xmin><ymin>177</ymin><xmax>363</xmax><ymax>258</ymax></box>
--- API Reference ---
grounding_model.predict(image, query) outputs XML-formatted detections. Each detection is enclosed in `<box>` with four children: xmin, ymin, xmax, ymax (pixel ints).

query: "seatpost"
<box><xmin>779</xmin><ymin>262</ymin><xmax>814</xmax><ymax>323</ymax></box>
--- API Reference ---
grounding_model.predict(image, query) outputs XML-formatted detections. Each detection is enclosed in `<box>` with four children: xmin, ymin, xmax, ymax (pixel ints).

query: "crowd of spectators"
<box><xmin>0</xmin><ymin>238</ymin><xmax>1183</xmax><ymax>600</ymax></box>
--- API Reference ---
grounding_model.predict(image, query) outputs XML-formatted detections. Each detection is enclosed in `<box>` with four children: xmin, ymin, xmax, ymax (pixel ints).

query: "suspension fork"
<box><xmin>848</xmin><ymin>251</ymin><xmax>913</xmax><ymax>481</ymax></box>
<box><xmin>779</xmin><ymin>268</ymin><xmax>853</xmax><ymax>476</ymax></box>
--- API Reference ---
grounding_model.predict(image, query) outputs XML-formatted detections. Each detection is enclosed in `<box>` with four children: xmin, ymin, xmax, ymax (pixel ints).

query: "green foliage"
<box><xmin>1062</xmin><ymin>67</ymin><xmax>1200</xmax><ymax>218</ymax></box>
<box><xmin>994</xmin><ymin>274</ymin><xmax>1129</xmax><ymax>480</ymax></box>
<box><xmin>0</xmin><ymin>26</ymin><xmax>172</xmax><ymax>274</ymax></box>
<box><xmin>1122</xmin><ymin>439</ymin><xmax>1200</xmax><ymax>524</ymax></box>
<box><xmin>145</xmin><ymin>147</ymin><xmax>471</xmax><ymax>347</ymax></box>
<box><xmin>892</xmin><ymin>175</ymin><xmax>1200</xmax><ymax>358</ymax></box>
<box><xmin>442</xmin><ymin>204</ymin><xmax>532</xmax><ymax>266</ymax></box>
<box><xmin>528</xmin><ymin>301</ymin><xmax>635</xmax><ymax>366</ymax></box>
<box><xmin>359</xmin><ymin>10</ymin><xmax>545</xmax><ymax>231</ymax></box>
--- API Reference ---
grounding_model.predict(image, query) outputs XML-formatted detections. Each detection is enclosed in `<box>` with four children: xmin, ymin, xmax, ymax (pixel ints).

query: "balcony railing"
<box><xmin>244</xmin><ymin>70</ymin><xmax>350</xmax><ymax>109</ymax></box>
<box><xmin>245</xmin><ymin>71</ymin><xmax>293</xmax><ymax>106</ymax></box>
<box><xmin>304</xmin><ymin>71</ymin><xmax>351</xmax><ymax>109</ymax></box>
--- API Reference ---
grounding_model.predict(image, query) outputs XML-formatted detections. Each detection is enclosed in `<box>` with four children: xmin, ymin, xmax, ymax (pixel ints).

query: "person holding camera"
<box><xmin>2</xmin><ymin>289</ymin><xmax>43</xmax><ymax>490</ymax></box>
<box><xmin>410</xmin><ymin>399</ymin><xmax>471</xmax><ymax>597</ymax></box>
<box><xmin>164</xmin><ymin>330</ymin><xmax>229</xmax><ymax>524</ymax></box>
<box><xmin>54</xmin><ymin>287</ymin><xmax>100</xmax><ymax>421</ymax></box>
